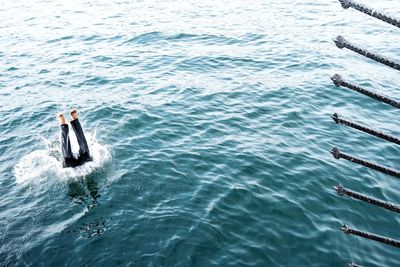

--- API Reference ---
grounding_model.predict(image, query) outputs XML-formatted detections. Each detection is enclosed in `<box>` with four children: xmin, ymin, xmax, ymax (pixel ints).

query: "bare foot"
<box><xmin>70</xmin><ymin>109</ymin><xmax>78</xmax><ymax>120</ymax></box>
<box><xmin>57</xmin><ymin>113</ymin><xmax>67</xmax><ymax>125</ymax></box>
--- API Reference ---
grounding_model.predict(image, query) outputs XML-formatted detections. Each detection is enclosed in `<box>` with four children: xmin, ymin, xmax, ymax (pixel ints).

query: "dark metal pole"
<box><xmin>338</xmin><ymin>0</ymin><xmax>400</xmax><ymax>29</ymax></box>
<box><xmin>330</xmin><ymin>147</ymin><xmax>400</xmax><ymax>179</ymax></box>
<box><xmin>333</xmin><ymin>36</ymin><xmax>400</xmax><ymax>71</ymax></box>
<box><xmin>341</xmin><ymin>224</ymin><xmax>400</xmax><ymax>248</ymax></box>
<box><xmin>331</xmin><ymin>113</ymin><xmax>400</xmax><ymax>145</ymax></box>
<box><xmin>334</xmin><ymin>184</ymin><xmax>400</xmax><ymax>213</ymax></box>
<box><xmin>331</xmin><ymin>74</ymin><xmax>400</xmax><ymax>109</ymax></box>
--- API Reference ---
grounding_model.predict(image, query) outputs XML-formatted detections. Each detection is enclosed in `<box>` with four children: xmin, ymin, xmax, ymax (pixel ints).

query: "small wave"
<box><xmin>77</xmin><ymin>77</ymin><xmax>110</xmax><ymax>86</ymax></box>
<box><xmin>122</xmin><ymin>32</ymin><xmax>265</xmax><ymax>46</ymax></box>
<box><xmin>123</xmin><ymin>31</ymin><xmax>164</xmax><ymax>44</ymax></box>
<box><xmin>46</xmin><ymin>35</ymin><xmax>74</xmax><ymax>44</ymax></box>
<box><xmin>14</xmin><ymin>131</ymin><xmax>111</xmax><ymax>184</ymax></box>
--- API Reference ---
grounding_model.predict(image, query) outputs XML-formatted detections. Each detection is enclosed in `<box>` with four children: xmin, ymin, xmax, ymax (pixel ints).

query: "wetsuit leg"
<box><xmin>61</xmin><ymin>124</ymin><xmax>75</xmax><ymax>167</ymax></box>
<box><xmin>70</xmin><ymin>119</ymin><xmax>92</xmax><ymax>165</ymax></box>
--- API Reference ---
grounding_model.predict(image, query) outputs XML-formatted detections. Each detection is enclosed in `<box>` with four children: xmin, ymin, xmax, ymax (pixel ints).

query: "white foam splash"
<box><xmin>14</xmin><ymin>130</ymin><xmax>111</xmax><ymax>184</ymax></box>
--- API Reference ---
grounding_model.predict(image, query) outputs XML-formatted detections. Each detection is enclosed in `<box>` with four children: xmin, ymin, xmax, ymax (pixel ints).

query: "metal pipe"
<box><xmin>333</xmin><ymin>36</ymin><xmax>400</xmax><ymax>71</ymax></box>
<box><xmin>342</xmin><ymin>224</ymin><xmax>400</xmax><ymax>248</ymax></box>
<box><xmin>330</xmin><ymin>147</ymin><xmax>400</xmax><ymax>179</ymax></box>
<box><xmin>338</xmin><ymin>0</ymin><xmax>400</xmax><ymax>29</ymax></box>
<box><xmin>331</xmin><ymin>74</ymin><xmax>400</xmax><ymax>109</ymax></box>
<box><xmin>334</xmin><ymin>184</ymin><xmax>400</xmax><ymax>213</ymax></box>
<box><xmin>331</xmin><ymin>113</ymin><xmax>400</xmax><ymax>145</ymax></box>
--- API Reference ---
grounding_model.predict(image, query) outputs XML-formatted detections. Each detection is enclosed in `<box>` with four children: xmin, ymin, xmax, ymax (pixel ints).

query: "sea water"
<box><xmin>1</xmin><ymin>0</ymin><xmax>400</xmax><ymax>266</ymax></box>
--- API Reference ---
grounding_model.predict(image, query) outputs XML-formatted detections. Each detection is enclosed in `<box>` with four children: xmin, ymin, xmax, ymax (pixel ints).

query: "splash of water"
<box><xmin>14</xmin><ymin>130</ymin><xmax>111</xmax><ymax>184</ymax></box>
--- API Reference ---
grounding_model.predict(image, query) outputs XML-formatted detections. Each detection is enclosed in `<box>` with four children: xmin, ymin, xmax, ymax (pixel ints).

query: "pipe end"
<box><xmin>339</xmin><ymin>0</ymin><xmax>351</xmax><ymax>9</ymax></box>
<box><xmin>331</xmin><ymin>113</ymin><xmax>340</xmax><ymax>123</ymax></box>
<box><xmin>348</xmin><ymin>261</ymin><xmax>359</xmax><ymax>267</ymax></box>
<box><xmin>341</xmin><ymin>224</ymin><xmax>351</xmax><ymax>234</ymax></box>
<box><xmin>331</xmin><ymin>74</ymin><xmax>343</xmax><ymax>87</ymax></box>
<box><xmin>334</xmin><ymin>184</ymin><xmax>345</xmax><ymax>195</ymax></box>
<box><xmin>330</xmin><ymin>147</ymin><xmax>341</xmax><ymax>159</ymax></box>
<box><xmin>333</xmin><ymin>35</ymin><xmax>346</xmax><ymax>49</ymax></box>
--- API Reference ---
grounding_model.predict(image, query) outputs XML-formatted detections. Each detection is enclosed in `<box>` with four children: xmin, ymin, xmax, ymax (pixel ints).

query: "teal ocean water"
<box><xmin>1</xmin><ymin>0</ymin><xmax>400</xmax><ymax>266</ymax></box>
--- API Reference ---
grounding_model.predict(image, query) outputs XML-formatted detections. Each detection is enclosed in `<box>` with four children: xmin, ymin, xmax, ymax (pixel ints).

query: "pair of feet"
<box><xmin>58</xmin><ymin>109</ymin><xmax>79</xmax><ymax>125</ymax></box>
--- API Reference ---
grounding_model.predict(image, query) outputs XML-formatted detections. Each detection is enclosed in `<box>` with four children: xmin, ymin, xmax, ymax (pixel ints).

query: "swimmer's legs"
<box><xmin>70</xmin><ymin>109</ymin><xmax>92</xmax><ymax>163</ymax></box>
<box><xmin>58</xmin><ymin>114</ymin><xmax>74</xmax><ymax>167</ymax></box>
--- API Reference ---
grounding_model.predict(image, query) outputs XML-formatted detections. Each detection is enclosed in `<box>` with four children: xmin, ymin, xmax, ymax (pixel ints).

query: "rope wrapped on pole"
<box><xmin>341</xmin><ymin>224</ymin><xmax>400</xmax><ymax>248</ymax></box>
<box><xmin>334</xmin><ymin>184</ymin><xmax>400</xmax><ymax>213</ymax></box>
<box><xmin>331</xmin><ymin>113</ymin><xmax>400</xmax><ymax>145</ymax></box>
<box><xmin>338</xmin><ymin>0</ymin><xmax>400</xmax><ymax>29</ymax></box>
<box><xmin>330</xmin><ymin>147</ymin><xmax>400</xmax><ymax>179</ymax></box>
<box><xmin>331</xmin><ymin>74</ymin><xmax>400</xmax><ymax>109</ymax></box>
<box><xmin>333</xmin><ymin>36</ymin><xmax>400</xmax><ymax>71</ymax></box>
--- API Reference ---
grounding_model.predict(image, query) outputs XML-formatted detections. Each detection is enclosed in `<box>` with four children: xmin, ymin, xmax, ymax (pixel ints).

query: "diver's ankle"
<box><xmin>70</xmin><ymin>109</ymin><xmax>78</xmax><ymax>120</ymax></box>
<box><xmin>57</xmin><ymin>113</ymin><xmax>67</xmax><ymax>125</ymax></box>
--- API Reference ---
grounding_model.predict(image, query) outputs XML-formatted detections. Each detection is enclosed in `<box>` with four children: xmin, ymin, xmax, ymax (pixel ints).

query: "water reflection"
<box><xmin>67</xmin><ymin>174</ymin><xmax>100</xmax><ymax>210</ymax></box>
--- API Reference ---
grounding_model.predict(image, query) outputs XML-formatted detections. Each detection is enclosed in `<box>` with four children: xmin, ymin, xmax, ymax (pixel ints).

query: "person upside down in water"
<box><xmin>57</xmin><ymin>109</ymin><xmax>92</xmax><ymax>168</ymax></box>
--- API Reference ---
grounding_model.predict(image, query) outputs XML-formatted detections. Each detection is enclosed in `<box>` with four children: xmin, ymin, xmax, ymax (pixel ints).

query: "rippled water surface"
<box><xmin>1</xmin><ymin>0</ymin><xmax>400</xmax><ymax>266</ymax></box>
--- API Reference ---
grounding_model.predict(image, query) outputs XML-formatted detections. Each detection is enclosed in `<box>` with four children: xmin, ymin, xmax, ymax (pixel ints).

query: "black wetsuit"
<box><xmin>60</xmin><ymin>119</ymin><xmax>92</xmax><ymax>168</ymax></box>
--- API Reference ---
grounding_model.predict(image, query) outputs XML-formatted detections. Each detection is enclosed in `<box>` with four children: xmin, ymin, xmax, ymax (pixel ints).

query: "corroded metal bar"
<box><xmin>338</xmin><ymin>0</ymin><xmax>400</xmax><ymax>29</ymax></box>
<box><xmin>331</xmin><ymin>113</ymin><xmax>400</xmax><ymax>144</ymax></box>
<box><xmin>342</xmin><ymin>224</ymin><xmax>400</xmax><ymax>248</ymax></box>
<box><xmin>334</xmin><ymin>184</ymin><xmax>400</xmax><ymax>213</ymax></box>
<box><xmin>330</xmin><ymin>147</ymin><xmax>400</xmax><ymax>178</ymax></box>
<box><xmin>333</xmin><ymin>36</ymin><xmax>400</xmax><ymax>71</ymax></box>
<box><xmin>331</xmin><ymin>74</ymin><xmax>400</xmax><ymax>109</ymax></box>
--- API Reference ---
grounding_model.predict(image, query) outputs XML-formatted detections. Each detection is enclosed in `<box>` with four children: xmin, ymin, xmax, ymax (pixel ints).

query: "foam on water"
<box><xmin>14</xmin><ymin>130</ymin><xmax>111</xmax><ymax>184</ymax></box>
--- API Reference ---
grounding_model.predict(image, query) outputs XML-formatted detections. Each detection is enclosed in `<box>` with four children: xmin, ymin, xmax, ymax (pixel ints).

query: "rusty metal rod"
<box><xmin>333</xmin><ymin>36</ymin><xmax>400</xmax><ymax>71</ymax></box>
<box><xmin>342</xmin><ymin>224</ymin><xmax>400</xmax><ymax>248</ymax></box>
<box><xmin>338</xmin><ymin>0</ymin><xmax>400</xmax><ymax>29</ymax></box>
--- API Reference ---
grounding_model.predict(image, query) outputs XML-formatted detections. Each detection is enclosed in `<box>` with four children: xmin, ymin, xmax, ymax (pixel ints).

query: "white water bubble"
<box><xmin>14</xmin><ymin>131</ymin><xmax>111</xmax><ymax>184</ymax></box>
